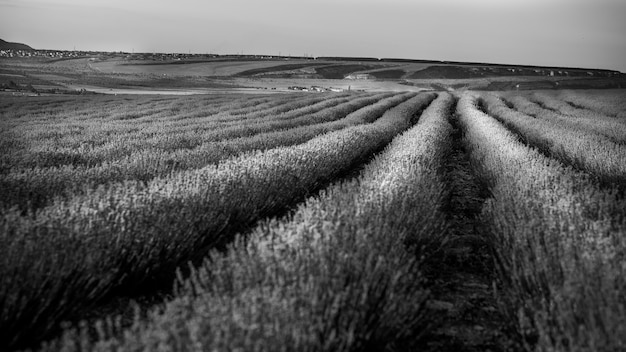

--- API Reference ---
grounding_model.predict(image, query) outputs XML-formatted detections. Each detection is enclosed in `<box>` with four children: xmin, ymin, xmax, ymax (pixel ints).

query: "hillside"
<box><xmin>0</xmin><ymin>39</ymin><xmax>33</xmax><ymax>50</ymax></box>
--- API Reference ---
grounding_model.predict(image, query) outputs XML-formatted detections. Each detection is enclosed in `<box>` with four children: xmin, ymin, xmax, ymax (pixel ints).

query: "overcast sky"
<box><xmin>1</xmin><ymin>0</ymin><xmax>624</xmax><ymax>71</ymax></box>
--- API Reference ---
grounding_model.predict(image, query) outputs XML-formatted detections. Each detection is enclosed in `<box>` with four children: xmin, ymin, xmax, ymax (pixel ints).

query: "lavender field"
<box><xmin>1</xmin><ymin>89</ymin><xmax>625</xmax><ymax>351</ymax></box>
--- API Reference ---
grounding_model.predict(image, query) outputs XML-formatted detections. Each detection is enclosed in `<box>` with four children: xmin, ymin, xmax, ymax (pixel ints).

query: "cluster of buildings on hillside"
<box><xmin>0</xmin><ymin>49</ymin><xmax>217</xmax><ymax>60</ymax></box>
<box><xmin>122</xmin><ymin>53</ymin><xmax>218</xmax><ymax>61</ymax></box>
<box><xmin>287</xmin><ymin>85</ymin><xmax>345</xmax><ymax>92</ymax></box>
<box><xmin>0</xmin><ymin>49</ymin><xmax>107</xmax><ymax>59</ymax></box>
<box><xmin>0</xmin><ymin>49</ymin><xmax>304</xmax><ymax>62</ymax></box>
<box><xmin>487</xmin><ymin>66</ymin><xmax>618</xmax><ymax>77</ymax></box>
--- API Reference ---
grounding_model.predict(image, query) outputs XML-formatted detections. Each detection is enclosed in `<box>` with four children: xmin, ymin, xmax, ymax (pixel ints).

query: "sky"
<box><xmin>1</xmin><ymin>0</ymin><xmax>625</xmax><ymax>72</ymax></box>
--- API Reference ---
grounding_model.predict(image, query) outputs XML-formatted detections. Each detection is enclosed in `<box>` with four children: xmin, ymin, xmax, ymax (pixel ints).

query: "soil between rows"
<box><xmin>421</xmin><ymin>98</ymin><xmax>518</xmax><ymax>352</ymax></box>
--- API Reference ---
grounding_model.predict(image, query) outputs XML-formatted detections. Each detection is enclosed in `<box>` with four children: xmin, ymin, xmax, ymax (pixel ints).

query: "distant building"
<box><xmin>287</xmin><ymin>86</ymin><xmax>308</xmax><ymax>91</ymax></box>
<box><xmin>344</xmin><ymin>73</ymin><xmax>372</xmax><ymax>80</ymax></box>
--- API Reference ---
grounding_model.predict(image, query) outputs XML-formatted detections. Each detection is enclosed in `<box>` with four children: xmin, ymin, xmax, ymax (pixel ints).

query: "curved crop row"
<box><xmin>0</xmin><ymin>93</ymin><xmax>409</xmax><ymax>211</ymax></box>
<box><xmin>1</xmin><ymin>94</ymin><xmax>282</xmax><ymax>172</ymax></box>
<box><xmin>0</xmin><ymin>95</ymin><xmax>171</xmax><ymax>120</ymax></box>
<box><xmin>226</xmin><ymin>92</ymin><xmax>351</xmax><ymax>118</ymax></box>
<box><xmin>88</xmin><ymin>94</ymin><xmax>361</xmax><ymax>154</ymax></box>
<box><xmin>527</xmin><ymin>91</ymin><xmax>626</xmax><ymax>123</ymax></box>
<box><xmin>206</xmin><ymin>93</ymin><xmax>358</xmax><ymax>127</ymax></box>
<box><xmin>0</xmin><ymin>94</ymin><xmax>433</xmax><ymax>351</ymax></box>
<box><xmin>457</xmin><ymin>92</ymin><xmax>626</xmax><ymax>352</ymax></box>
<box><xmin>481</xmin><ymin>93</ymin><xmax>626</xmax><ymax>184</ymax></box>
<box><xmin>2</xmin><ymin>93</ymin><xmax>385</xmax><ymax>173</ymax></box>
<box><xmin>107</xmin><ymin>94</ymin><xmax>356</xmax><ymax>136</ymax></box>
<box><xmin>186</xmin><ymin>93</ymin><xmax>393</xmax><ymax>142</ymax></box>
<box><xmin>189</xmin><ymin>93</ymin><xmax>350</xmax><ymax>126</ymax></box>
<box><xmin>217</xmin><ymin>93</ymin><xmax>306</xmax><ymax>116</ymax></box>
<box><xmin>507</xmin><ymin>93</ymin><xmax>626</xmax><ymax>144</ymax></box>
<box><xmin>131</xmin><ymin>94</ymin><xmax>285</xmax><ymax>124</ymax></box>
<box><xmin>148</xmin><ymin>93</ymin><xmax>354</xmax><ymax>128</ymax></box>
<box><xmin>553</xmin><ymin>89</ymin><xmax>626</xmax><ymax>119</ymax></box>
<box><xmin>42</xmin><ymin>93</ymin><xmax>455</xmax><ymax>352</ymax></box>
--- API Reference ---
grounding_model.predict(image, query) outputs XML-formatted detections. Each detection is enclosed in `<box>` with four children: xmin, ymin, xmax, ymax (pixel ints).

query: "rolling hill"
<box><xmin>0</xmin><ymin>38</ymin><xmax>33</xmax><ymax>50</ymax></box>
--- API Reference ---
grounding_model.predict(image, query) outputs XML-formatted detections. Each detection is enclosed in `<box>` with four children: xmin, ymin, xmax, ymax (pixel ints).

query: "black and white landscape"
<box><xmin>1</xmin><ymin>0</ymin><xmax>625</xmax><ymax>351</ymax></box>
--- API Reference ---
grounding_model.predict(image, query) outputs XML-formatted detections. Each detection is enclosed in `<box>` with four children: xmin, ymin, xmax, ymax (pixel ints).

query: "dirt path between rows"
<box><xmin>422</xmin><ymin>99</ymin><xmax>520</xmax><ymax>351</ymax></box>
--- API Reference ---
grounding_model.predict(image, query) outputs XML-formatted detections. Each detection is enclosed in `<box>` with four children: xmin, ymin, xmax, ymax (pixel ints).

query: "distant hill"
<box><xmin>0</xmin><ymin>39</ymin><xmax>33</xmax><ymax>50</ymax></box>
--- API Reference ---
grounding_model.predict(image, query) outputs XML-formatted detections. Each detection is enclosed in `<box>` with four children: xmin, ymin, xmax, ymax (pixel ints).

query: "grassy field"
<box><xmin>3</xmin><ymin>55</ymin><xmax>623</xmax><ymax>96</ymax></box>
<box><xmin>92</xmin><ymin>59</ymin><xmax>321</xmax><ymax>77</ymax></box>
<box><xmin>1</xmin><ymin>84</ymin><xmax>625</xmax><ymax>351</ymax></box>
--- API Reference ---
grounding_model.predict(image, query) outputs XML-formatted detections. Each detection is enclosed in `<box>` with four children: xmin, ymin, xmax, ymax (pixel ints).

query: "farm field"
<box><xmin>2</xmin><ymin>54</ymin><xmax>625</xmax><ymax>96</ymax></box>
<box><xmin>1</xmin><ymin>87</ymin><xmax>626</xmax><ymax>352</ymax></box>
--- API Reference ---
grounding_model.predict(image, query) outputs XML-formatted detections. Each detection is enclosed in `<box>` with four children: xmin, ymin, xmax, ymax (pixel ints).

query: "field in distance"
<box><xmin>1</xmin><ymin>50</ymin><xmax>625</xmax><ymax>95</ymax></box>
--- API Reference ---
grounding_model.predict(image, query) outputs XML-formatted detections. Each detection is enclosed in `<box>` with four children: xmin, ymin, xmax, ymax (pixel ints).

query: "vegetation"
<box><xmin>480</xmin><ymin>93</ymin><xmax>626</xmax><ymax>185</ymax></box>
<box><xmin>367</xmin><ymin>69</ymin><xmax>406</xmax><ymax>79</ymax></box>
<box><xmin>1</xmin><ymin>92</ymin><xmax>405</xmax><ymax>211</ymax></box>
<box><xmin>0</xmin><ymin>92</ymin><xmax>434</xmax><ymax>350</ymax></box>
<box><xmin>505</xmin><ymin>92</ymin><xmax>626</xmax><ymax>144</ymax></box>
<box><xmin>314</xmin><ymin>65</ymin><xmax>379</xmax><ymax>79</ymax></box>
<box><xmin>234</xmin><ymin>63</ymin><xmax>331</xmax><ymax>77</ymax></box>
<box><xmin>0</xmin><ymin>88</ymin><xmax>624</xmax><ymax>351</ymax></box>
<box><xmin>550</xmin><ymin>89</ymin><xmax>626</xmax><ymax>119</ymax></box>
<box><xmin>457</xmin><ymin>92</ymin><xmax>626</xmax><ymax>352</ymax></box>
<box><xmin>39</xmin><ymin>92</ymin><xmax>456</xmax><ymax>352</ymax></box>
